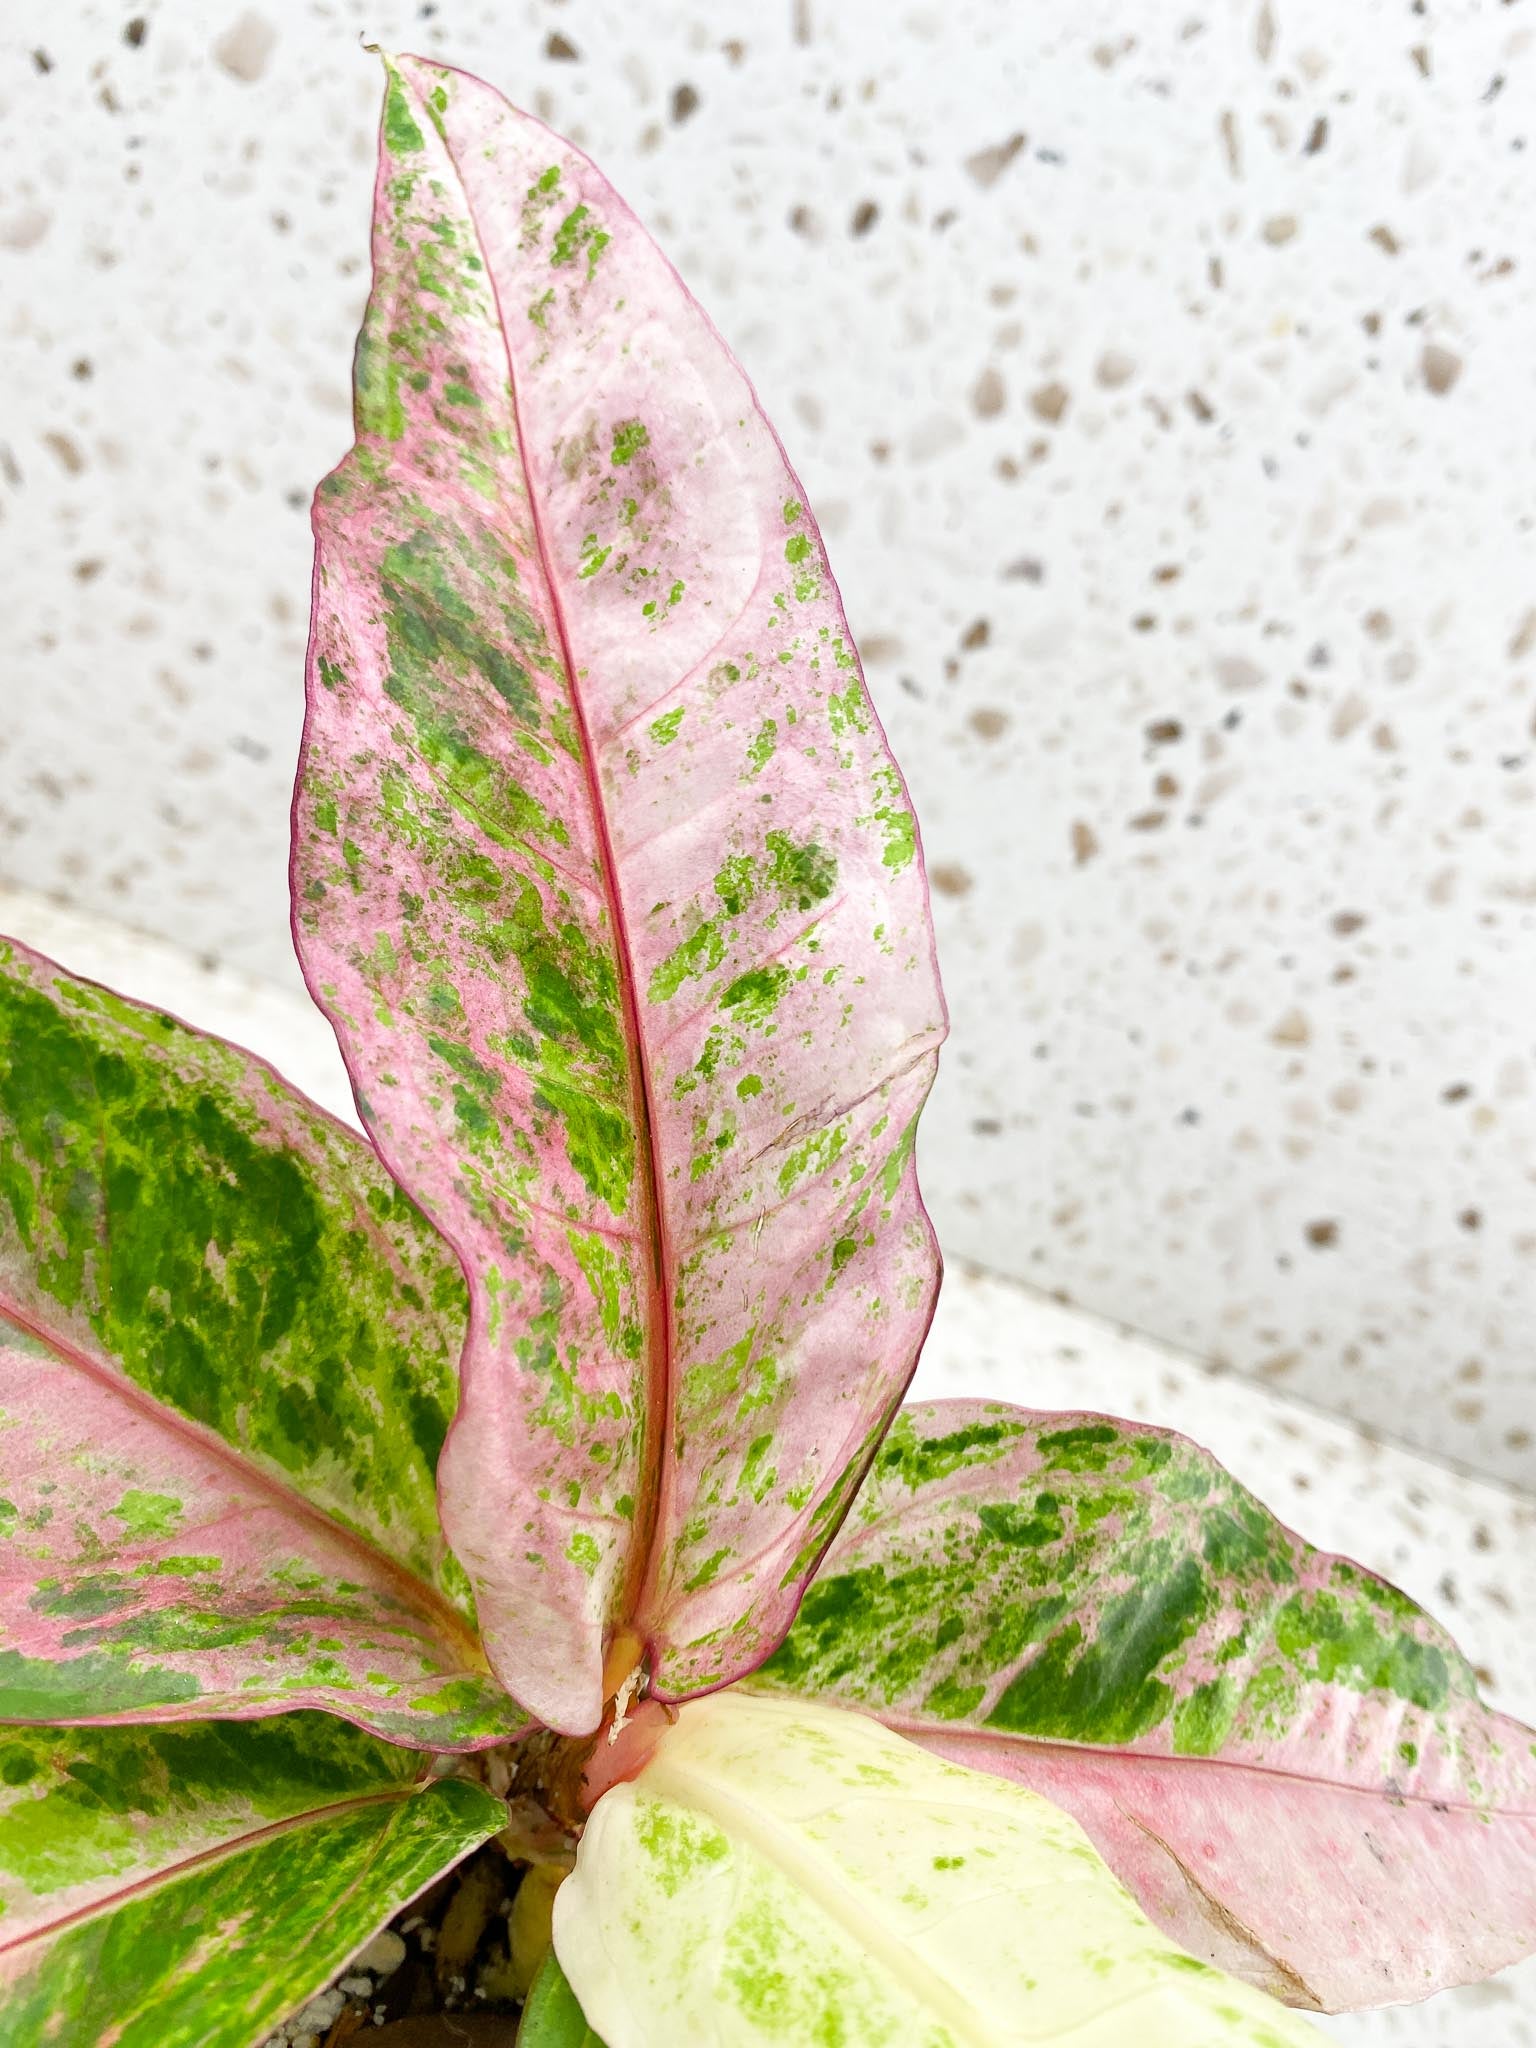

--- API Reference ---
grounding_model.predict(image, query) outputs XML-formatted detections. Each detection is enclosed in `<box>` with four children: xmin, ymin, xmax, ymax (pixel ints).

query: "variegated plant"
<box><xmin>0</xmin><ymin>53</ymin><xmax>1530</xmax><ymax>2048</ymax></box>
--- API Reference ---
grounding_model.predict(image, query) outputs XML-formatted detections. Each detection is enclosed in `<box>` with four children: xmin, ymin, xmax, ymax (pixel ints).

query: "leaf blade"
<box><xmin>750</xmin><ymin>1399</ymin><xmax>1536</xmax><ymax>2009</ymax></box>
<box><xmin>293</xmin><ymin>55</ymin><xmax>944</xmax><ymax>1731</ymax></box>
<box><xmin>0</xmin><ymin>1712</ymin><xmax>503</xmax><ymax>2047</ymax></box>
<box><xmin>555</xmin><ymin>1690</ymin><xmax>1323</xmax><ymax>2047</ymax></box>
<box><xmin>0</xmin><ymin>937</ymin><xmax>522</xmax><ymax>1748</ymax></box>
<box><xmin>518</xmin><ymin>1949</ymin><xmax>610</xmax><ymax>2048</ymax></box>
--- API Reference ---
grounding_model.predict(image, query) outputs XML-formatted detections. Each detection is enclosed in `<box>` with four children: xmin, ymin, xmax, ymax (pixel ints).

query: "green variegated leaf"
<box><xmin>557</xmin><ymin>1691</ymin><xmax>1323</xmax><ymax>2047</ymax></box>
<box><xmin>0</xmin><ymin>1711</ymin><xmax>503</xmax><ymax>2047</ymax></box>
<box><xmin>0</xmin><ymin>937</ymin><xmax>523</xmax><ymax>1748</ymax></box>
<box><xmin>518</xmin><ymin>1950</ymin><xmax>609</xmax><ymax>2048</ymax></box>
<box><xmin>752</xmin><ymin>1400</ymin><xmax>1536</xmax><ymax>2011</ymax></box>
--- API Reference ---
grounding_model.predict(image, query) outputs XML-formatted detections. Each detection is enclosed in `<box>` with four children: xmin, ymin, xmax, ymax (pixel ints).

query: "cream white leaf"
<box><xmin>556</xmin><ymin>1691</ymin><xmax>1326</xmax><ymax>2047</ymax></box>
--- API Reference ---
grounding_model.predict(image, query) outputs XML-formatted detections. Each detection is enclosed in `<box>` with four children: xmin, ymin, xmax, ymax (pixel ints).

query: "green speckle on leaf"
<box><xmin>721</xmin><ymin>966</ymin><xmax>789</xmax><ymax>1028</ymax></box>
<box><xmin>382</xmin><ymin>72</ymin><xmax>425</xmax><ymax>157</ymax></box>
<box><xmin>109</xmin><ymin>1492</ymin><xmax>183</xmax><ymax>1543</ymax></box>
<box><xmin>746</xmin><ymin>720</ymin><xmax>778</xmax><ymax>776</ymax></box>
<box><xmin>764</xmin><ymin>831</ymin><xmax>837</xmax><ymax>911</ymax></box>
<box><xmin>611</xmin><ymin>419</ymin><xmax>650</xmax><ymax>466</ymax></box>
<box><xmin>550</xmin><ymin>203</ymin><xmax>612</xmax><ymax>280</ymax></box>
<box><xmin>579</xmin><ymin>534</ymin><xmax>612</xmax><ymax>580</ymax></box>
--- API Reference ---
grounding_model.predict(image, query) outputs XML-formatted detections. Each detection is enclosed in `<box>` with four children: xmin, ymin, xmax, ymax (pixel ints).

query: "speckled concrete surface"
<box><xmin>2</xmin><ymin>880</ymin><xmax>1532</xmax><ymax>2044</ymax></box>
<box><xmin>2</xmin><ymin>5</ymin><xmax>1532</xmax><ymax>1484</ymax></box>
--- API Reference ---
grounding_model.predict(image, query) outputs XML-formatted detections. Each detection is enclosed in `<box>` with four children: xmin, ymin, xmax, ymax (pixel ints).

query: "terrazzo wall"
<box><xmin>3</xmin><ymin>0</ymin><xmax>1534</xmax><ymax>1489</ymax></box>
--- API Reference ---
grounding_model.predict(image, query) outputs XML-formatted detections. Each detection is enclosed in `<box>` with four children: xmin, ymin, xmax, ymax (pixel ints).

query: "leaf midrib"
<box><xmin>0</xmin><ymin>1779</ymin><xmax>429</xmax><ymax>1962</ymax></box>
<box><xmin>867</xmin><ymin>1709</ymin><xmax>1536</xmax><ymax>1821</ymax></box>
<box><xmin>640</xmin><ymin>1751</ymin><xmax>998</xmax><ymax>2046</ymax></box>
<box><xmin>413</xmin><ymin>60</ymin><xmax>674</xmax><ymax>1677</ymax></box>
<box><xmin>0</xmin><ymin>1297</ymin><xmax>488</xmax><ymax>1677</ymax></box>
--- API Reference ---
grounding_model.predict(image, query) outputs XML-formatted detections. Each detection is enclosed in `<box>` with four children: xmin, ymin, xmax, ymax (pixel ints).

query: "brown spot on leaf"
<box><xmin>1304</xmin><ymin>1219</ymin><xmax>1338</xmax><ymax>1248</ymax></box>
<box><xmin>1272</xmin><ymin>1008</ymin><xmax>1311</xmax><ymax>1047</ymax></box>
<box><xmin>969</xmin><ymin>707</ymin><xmax>1009</xmax><ymax>741</ymax></box>
<box><xmin>546</xmin><ymin>31</ymin><xmax>580</xmax><ymax>60</ymax></box>
<box><xmin>932</xmin><ymin>863</ymin><xmax>974</xmax><ymax>898</ymax></box>
<box><xmin>1071</xmin><ymin>820</ymin><xmax>1099</xmax><ymax>866</ymax></box>
<box><xmin>1118</xmin><ymin>1811</ymin><xmax>1323</xmax><ymax>2009</ymax></box>
<box><xmin>671</xmin><ymin>82</ymin><xmax>700</xmax><ymax>122</ymax></box>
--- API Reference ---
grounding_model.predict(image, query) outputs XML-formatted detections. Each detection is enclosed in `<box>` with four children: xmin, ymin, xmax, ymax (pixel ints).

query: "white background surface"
<box><xmin>6</xmin><ymin>877</ymin><xmax>1532</xmax><ymax>2047</ymax></box>
<box><xmin>3</xmin><ymin>1</ymin><xmax>1536</xmax><ymax>1488</ymax></box>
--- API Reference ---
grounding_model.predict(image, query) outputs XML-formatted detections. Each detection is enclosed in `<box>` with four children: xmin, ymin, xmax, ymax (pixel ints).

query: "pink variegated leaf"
<box><xmin>292</xmin><ymin>54</ymin><xmax>944</xmax><ymax>1733</ymax></box>
<box><xmin>750</xmin><ymin>1400</ymin><xmax>1536</xmax><ymax>2011</ymax></box>
<box><xmin>0</xmin><ymin>936</ymin><xmax>522</xmax><ymax>1750</ymax></box>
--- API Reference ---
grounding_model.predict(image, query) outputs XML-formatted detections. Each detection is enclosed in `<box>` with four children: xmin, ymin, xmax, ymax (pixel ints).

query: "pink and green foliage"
<box><xmin>0</xmin><ymin>1714</ymin><xmax>500</xmax><ymax>2045</ymax></box>
<box><xmin>0</xmin><ymin>936</ymin><xmax>516</xmax><ymax>1751</ymax></box>
<box><xmin>292</xmin><ymin>53</ymin><xmax>945</xmax><ymax>1739</ymax></box>
<box><xmin>0</xmin><ymin>50</ymin><xmax>1530</xmax><ymax>2048</ymax></box>
<box><xmin>749</xmin><ymin>1401</ymin><xmax>1536</xmax><ymax>2010</ymax></box>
